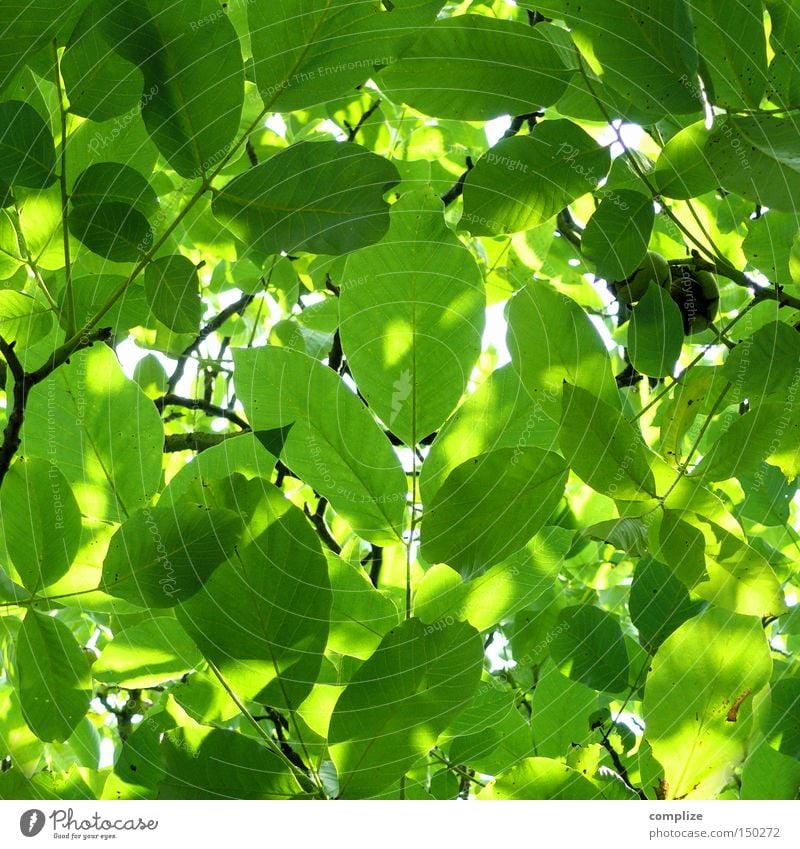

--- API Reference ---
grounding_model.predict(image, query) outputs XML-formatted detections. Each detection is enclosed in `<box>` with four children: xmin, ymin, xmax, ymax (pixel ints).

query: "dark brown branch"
<box><xmin>501</xmin><ymin>111</ymin><xmax>544</xmax><ymax>138</ymax></box>
<box><xmin>304</xmin><ymin>498</ymin><xmax>341</xmax><ymax>554</ymax></box>
<box><xmin>154</xmin><ymin>394</ymin><xmax>249</xmax><ymax>430</ymax></box>
<box><xmin>440</xmin><ymin>156</ymin><xmax>474</xmax><ymax>207</ymax></box>
<box><xmin>0</xmin><ymin>328</ymin><xmax>112</xmax><ymax>487</ymax></box>
<box><xmin>344</xmin><ymin>99</ymin><xmax>382</xmax><ymax>142</ymax></box>
<box><xmin>164</xmin><ymin>432</ymin><xmax>241</xmax><ymax>453</ymax></box>
<box><xmin>556</xmin><ymin>208</ymin><xmax>583</xmax><ymax>250</ymax></box>
<box><xmin>598</xmin><ymin>733</ymin><xmax>647</xmax><ymax>800</ymax></box>
<box><xmin>166</xmin><ymin>291</ymin><xmax>255</xmax><ymax>394</ymax></box>
<box><xmin>361</xmin><ymin>545</ymin><xmax>383</xmax><ymax>587</ymax></box>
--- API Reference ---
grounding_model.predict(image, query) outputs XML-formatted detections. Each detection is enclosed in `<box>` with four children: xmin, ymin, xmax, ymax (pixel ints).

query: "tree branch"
<box><xmin>344</xmin><ymin>99</ymin><xmax>382</xmax><ymax>142</ymax></box>
<box><xmin>166</xmin><ymin>291</ymin><xmax>255</xmax><ymax>394</ymax></box>
<box><xmin>304</xmin><ymin>498</ymin><xmax>341</xmax><ymax>554</ymax></box>
<box><xmin>440</xmin><ymin>156</ymin><xmax>474</xmax><ymax>207</ymax></box>
<box><xmin>155</xmin><ymin>394</ymin><xmax>249</xmax><ymax>430</ymax></box>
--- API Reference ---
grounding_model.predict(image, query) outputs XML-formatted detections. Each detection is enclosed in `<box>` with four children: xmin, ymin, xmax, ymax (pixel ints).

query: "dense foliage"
<box><xmin>0</xmin><ymin>0</ymin><xmax>799</xmax><ymax>801</ymax></box>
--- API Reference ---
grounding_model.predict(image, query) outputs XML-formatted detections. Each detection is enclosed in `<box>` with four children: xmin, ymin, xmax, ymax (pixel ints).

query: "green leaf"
<box><xmin>249</xmin><ymin>0</ymin><xmax>444</xmax><ymax>112</ymax></box>
<box><xmin>705</xmin><ymin>116</ymin><xmax>800</xmax><ymax>212</ymax></box>
<box><xmin>642</xmin><ymin>607</ymin><xmax>772</xmax><ymax>799</ymax></box>
<box><xmin>340</xmin><ymin>189</ymin><xmax>485</xmax><ymax>445</ymax></box>
<box><xmin>68</xmin><ymin>201</ymin><xmax>152</xmax><ymax>262</ymax></box>
<box><xmin>628</xmin><ymin>282</ymin><xmax>685</xmax><ymax>377</ymax></box>
<box><xmin>630</xmin><ymin>557</ymin><xmax>705</xmax><ymax>653</ymax></box>
<box><xmin>144</xmin><ymin>254</ymin><xmax>201</xmax><ymax>334</ymax></box>
<box><xmin>419</xmin><ymin>363</ymin><xmax>561</xmax><ymax>502</ymax></box>
<box><xmin>328</xmin><ymin>617</ymin><xmax>482</xmax><ymax>799</ymax></box>
<box><xmin>21</xmin><ymin>344</ymin><xmax>164</xmax><ymax>523</ymax></box>
<box><xmin>379</xmin><ymin>16</ymin><xmax>571</xmax><ymax>120</ymax></box>
<box><xmin>93</xmin><ymin>616</ymin><xmax>203</xmax><ymax>688</ymax></box>
<box><xmin>233</xmin><ymin>346</ymin><xmax>407</xmax><ymax>544</ymax></box>
<box><xmin>721</xmin><ymin>320</ymin><xmax>800</xmax><ymax>401</ymax></box>
<box><xmin>420</xmin><ymin>447</ymin><xmax>567</xmax><ymax>579</ymax></box>
<box><xmin>534</xmin><ymin>0</ymin><xmax>702</xmax><ymax>117</ymax></box>
<box><xmin>559</xmin><ymin>383</ymin><xmax>657</xmax><ymax>500</ymax></box>
<box><xmin>549</xmin><ymin>604</ymin><xmax>630</xmax><ymax>694</ymax></box>
<box><xmin>697</xmin><ymin>398</ymin><xmax>800</xmax><ymax>482</ymax></box>
<box><xmin>689</xmin><ymin>0</ymin><xmax>768</xmax><ymax>109</ymax></box>
<box><xmin>0</xmin><ymin>291</ymin><xmax>52</xmax><ymax>348</ymax></box>
<box><xmin>0</xmin><ymin>209</ymin><xmax>22</xmax><ymax>279</ymax></box>
<box><xmin>766</xmin><ymin>0</ymin><xmax>800</xmax><ymax>106</ymax></box>
<box><xmin>741</xmin><ymin>742</ymin><xmax>800</xmax><ymax>800</ymax></box>
<box><xmin>70</xmin><ymin>162</ymin><xmax>158</xmax><ymax>218</ymax></box>
<box><xmin>743</xmin><ymin>213</ymin><xmax>799</xmax><ymax>282</ymax></box>
<box><xmin>478</xmin><ymin>756</ymin><xmax>602</xmax><ymax>800</ymax></box>
<box><xmin>160</xmin><ymin>727</ymin><xmax>308</xmax><ymax>799</ymax></box>
<box><xmin>764</xmin><ymin>678</ymin><xmax>800</xmax><ymax>760</ymax></box>
<box><xmin>95</xmin><ymin>0</ymin><xmax>244</xmax><ymax>178</ymax></box>
<box><xmin>462</xmin><ymin>120</ymin><xmax>611</xmax><ymax>235</ymax></box>
<box><xmin>417</xmin><ymin>530</ymin><xmax>562</xmax><ymax>633</ymax></box>
<box><xmin>326</xmin><ymin>554</ymin><xmax>400</xmax><ymax>659</ymax></box>
<box><xmin>101</xmin><ymin>502</ymin><xmax>242</xmax><ymax>608</ymax></box>
<box><xmin>582</xmin><ymin>190</ymin><xmax>654</xmax><ymax>282</ymax></box>
<box><xmin>507</xmin><ymin>282</ymin><xmax>620</xmax><ymax>408</ymax></box>
<box><xmin>15</xmin><ymin>611</ymin><xmax>91</xmax><ymax>743</ymax></box>
<box><xmin>0</xmin><ymin>458</ymin><xmax>81</xmax><ymax>591</ymax></box>
<box><xmin>61</xmin><ymin>2</ymin><xmax>144</xmax><ymax>122</ymax></box>
<box><xmin>0</xmin><ymin>100</ymin><xmax>57</xmax><ymax>189</ymax></box>
<box><xmin>177</xmin><ymin>490</ymin><xmax>331</xmax><ymax>708</ymax></box>
<box><xmin>0</xmin><ymin>2</ymin><xmax>85</xmax><ymax>95</ymax></box>
<box><xmin>530</xmin><ymin>661</ymin><xmax>598</xmax><ymax>757</ymax></box>
<box><xmin>212</xmin><ymin>140</ymin><xmax>399</xmax><ymax>256</ymax></box>
<box><xmin>653</xmin><ymin>121</ymin><xmax>718</xmax><ymax>199</ymax></box>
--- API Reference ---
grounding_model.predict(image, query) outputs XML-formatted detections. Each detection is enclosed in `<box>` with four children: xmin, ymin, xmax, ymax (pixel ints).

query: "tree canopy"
<box><xmin>0</xmin><ymin>0</ymin><xmax>798</xmax><ymax>802</ymax></box>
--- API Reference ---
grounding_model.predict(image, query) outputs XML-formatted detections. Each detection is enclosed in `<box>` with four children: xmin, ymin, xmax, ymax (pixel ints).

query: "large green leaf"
<box><xmin>642</xmin><ymin>607</ymin><xmax>772</xmax><ymax>799</ymax></box>
<box><xmin>340</xmin><ymin>189</ymin><xmax>485</xmax><ymax>445</ymax></box>
<box><xmin>101</xmin><ymin>502</ymin><xmax>242</xmax><ymax>608</ymax></box>
<box><xmin>70</xmin><ymin>162</ymin><xmax>157</xmax><ymax>217</ymax></box>
<box><xmin>704</xmin><ymin>115</ymin><xmax>800</xmax><ymax>212</ymax></box>
<box><xmin>379</xmin><ymin>16</ymin><xmax>571</xmax><ymax>120</ymax></box>
<box><xmin>462</xmin><ymin>120</ymin><xmax>611</xmax><ymax>235</ymax></box>
<box><xmin>21</xmin><ymin>344</ymin><xmax>163</xmax><ymax>523</ymax></box>
<box><xmin>559</xmin><ymin>383</ymin><xmax>657</xmax><ymax>500</ymax></box>
<box><xmin>420</xmin><ymin>447</ymin><xmax>568</xmax><ymax>579</ymax></box>
<box><xmin>144</xmin><ymin>254</ymin><xmax>202</xmax><ymax>334</ymax></box>
<box><xmin>766</xmin><ymin>0</ymin><xmax>800</xmax><ymax>106</ymax></box>
<box><xmin>250</xmin><ymin>0</ymin><xmax>444</xmax><ymax>112</ymax></box>
<box><xmin>0</xmin><ymin>291</ymin><xmax>52</xmax><ymax>348</ymax></box>
<box><xmin>419</xmin><ymin>363</ymin><xmax>561</xmax><ymax>502</ymax></box>
<box><xmin>0</xmin><ymin>458</ymin><xmax>81</xmax><ymax>592</ymax></box>
<box><xmin>159</xmin><ymin>726</ymin><xmax>309</xmax><ymax>799</ymax></box>
<box><xmin>630</xmin><ymin>557</ymin><xmax>705</xmax><ymax>653</ymax></box>
<box><xmin>653</xmin><ymin>121</ymin><xmax>718</xmax><ymax>199</ymax></box>
<box><xmin>549</xmin><ymin>604</ymin><xmax>630</xmax><ymax>694</ymax></box>
<box><xmin>68</xmin><ymin>200</ymin><xmax>153</xmax><ymax>262</ymax></box>
<box><xmin>628</xmin><ymin>282</ymin><xmax>685</xmax><ymax>378</ymax></box>
<box><xmin>328</xmin><ymin>617</ymin><xmax>482</xmax><ymax>798</ymax></box>
<box><xmin>478</xmin><ymin>756</ymin><xmax>602</xmax><ymax>800</ymax></box>
<box><xmin>95</xmin><ymin>0</ymin><xmax>244</xmax><ymax>178</ymax></box>
<box><xmin>15</xmin><ymin>611</ymin><xmax>91</xmax><ymax>743</ymax></box>
<box><xmin>233</xmin><ymin>346</ymin><xmax>407</xmax><ymax>544</ymax></box>
<box><xmin>0</xmin><ymin>100</ymin><xmax>57</xmax><ymax>189</ymax></box>
<box><xmin>688</xmin><ymin>0</ymin><xmax>768</xmax><ymax>109</ymax></box>
<box><xmin>582</xmin><ymin>190</ymin><xmax>654</xmax><ymax>282</ymax></box>
<box><xmin>507</xmin><ymin>282</ymin><xmax>620</xmax><ymax>408</ymax></box>
<box><xmin>0</xmin><ymin>1</ymin><xmax>85</xmax><ymax>94</ymax></box>
<box><xmin>212</xmin><ymin>140</ymin><xmax>399</xmax><ymax>256</ymax></box>
<box><xmin>177</xmin><ymin>490</ymin><xmax>331</xmax><ymax>709</ymax></box>
<box><xmin>93</xmin><ymin>616</ymin><xmax>202</xmax><ymax>688</ymax></box>
<box><xmin>61</xmin><ymin>1</ymin><xmax>144</xmax><ymax>122</ymax></box>
<box><xmin>533</xmin><ymin>0</ymin><xmax>702</xmax><ymax>117</ymax></box>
